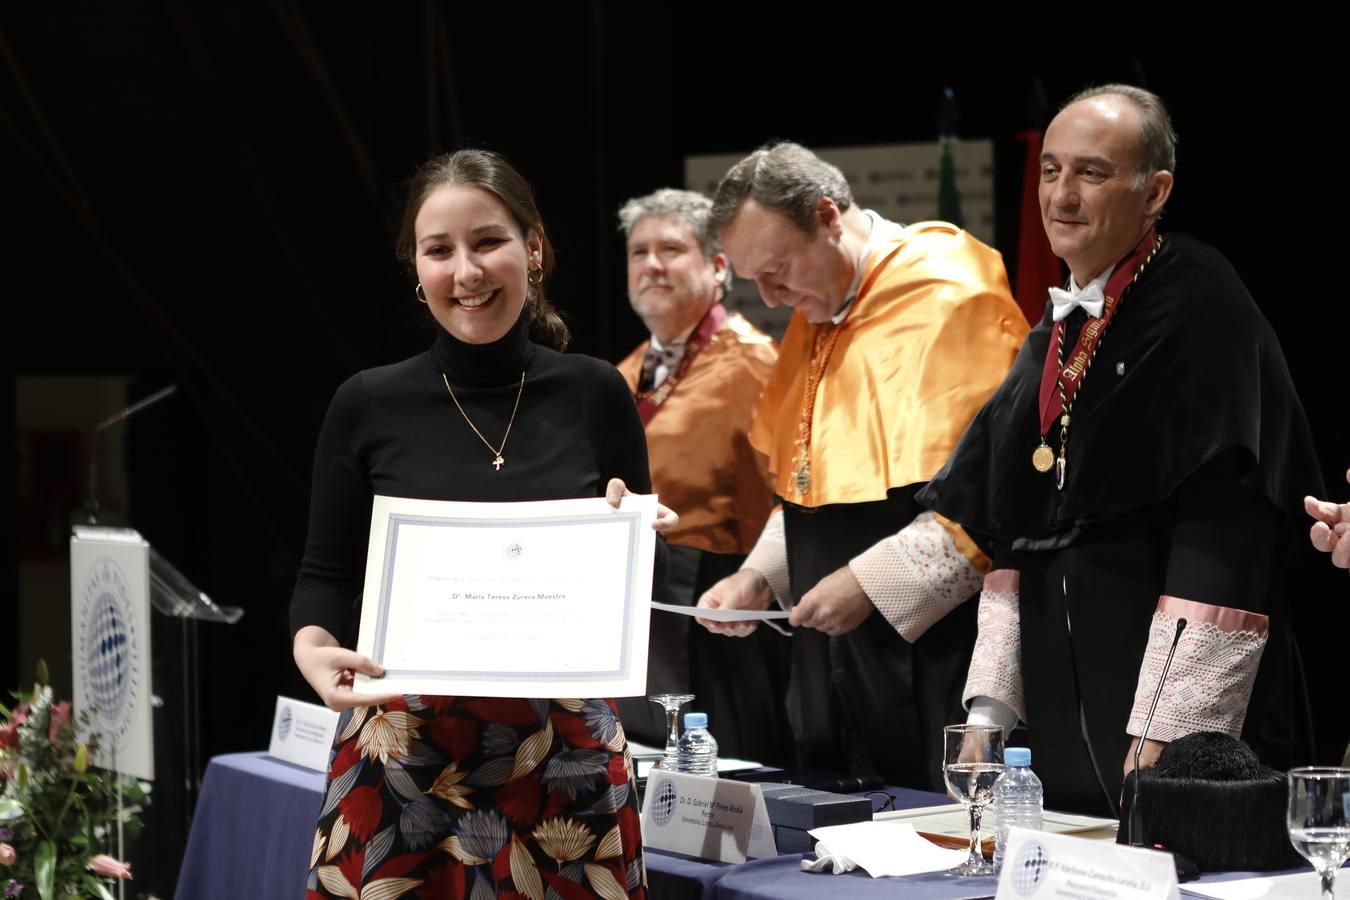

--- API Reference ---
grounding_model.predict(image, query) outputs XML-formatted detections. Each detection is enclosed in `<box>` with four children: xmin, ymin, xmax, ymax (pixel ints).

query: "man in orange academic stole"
<box><xmin>610</xmin><ymin>189</ymin><xmax>792</xmax><ymax>765</ymax></box>
<box><xmin>697</xmin><ymin>143</ymin><xmax>1028</xmax><ymax>788</ymax></box>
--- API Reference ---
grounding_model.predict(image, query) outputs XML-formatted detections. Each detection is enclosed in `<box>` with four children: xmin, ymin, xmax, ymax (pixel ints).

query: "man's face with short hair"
<box><xmin>1039</xmin><ymin>96</ymin><xmax>1162</xmax><ymax>283</ymax></box>
<box><xmin>626</xmin><ymin>215</ymin><xmax>724</xmax><ymax>338</ymax></box>
<box><xmin>719</xmin><ymin>199</ymin><xmax>853</xmax><ymax>325</ymax></box>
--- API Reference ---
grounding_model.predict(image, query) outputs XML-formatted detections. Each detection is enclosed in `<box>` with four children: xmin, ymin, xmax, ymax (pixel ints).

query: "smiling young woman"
<box><xmin>290</xmin><ymin>149</ymin><xmax>674</xmax><ymax>899</ymax></box>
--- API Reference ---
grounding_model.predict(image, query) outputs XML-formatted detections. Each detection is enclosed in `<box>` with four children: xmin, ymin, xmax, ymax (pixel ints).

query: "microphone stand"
<box><xmin>1128</xmin><ymin>617</ymin><xmax>1187</xmax><ymax>847</ymax></box>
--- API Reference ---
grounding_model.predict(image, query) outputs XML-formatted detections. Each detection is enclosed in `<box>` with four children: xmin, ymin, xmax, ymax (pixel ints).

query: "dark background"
<box><xmin>3</xmin><ymin>3</ymin><xmax>1344</xmax><ymax>888</ymax></box>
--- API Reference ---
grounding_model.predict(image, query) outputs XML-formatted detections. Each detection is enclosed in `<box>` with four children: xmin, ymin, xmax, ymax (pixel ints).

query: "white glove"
<box><xmin>799</xmin><ymin>841</ymin><xmax>858</xmax><ymax>874</ymax></box>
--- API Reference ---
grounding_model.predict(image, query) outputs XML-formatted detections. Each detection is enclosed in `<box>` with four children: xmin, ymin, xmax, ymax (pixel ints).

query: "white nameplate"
<box><xmin>997</xmin><ymin>827</ymin><xmax>1179</xmax><ymax>900</ymax></box>
<box><xmin>267</xmin><ymin>696</ymin><xmax>339</xmax><ymax>772</ymax></box>
<box><xmin>640</xmin><ymin>771</ymin><xmax>776</xmax><ymax>863</ymax></box>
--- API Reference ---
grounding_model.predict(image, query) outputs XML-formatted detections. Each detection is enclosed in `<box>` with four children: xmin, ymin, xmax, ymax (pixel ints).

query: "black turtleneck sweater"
<box><xmin>290</xmin><ymin>317</ymin><xmax>661</xmax><ymax>644</ymax></box>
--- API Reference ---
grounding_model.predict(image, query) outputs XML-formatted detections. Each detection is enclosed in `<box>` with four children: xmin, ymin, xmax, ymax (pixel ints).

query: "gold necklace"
<box><xmin>440</xmin><ymin>371</ymin><xmax>525</xmax><ymax>471</ymax></box>
<box><xmin>792</xmin><ymin>322</ymin><xmax>843</xmax><ymax>497</ymax></box>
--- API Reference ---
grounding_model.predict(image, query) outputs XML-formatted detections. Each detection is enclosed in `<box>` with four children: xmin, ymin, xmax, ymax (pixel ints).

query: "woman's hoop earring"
<box><xmin>415</xmin><ymin>283</ymin><xmax>428</xmax><ymax>304</ymax></box>
<box><xmin>527</xmin><ymin>266</ymin><xmax>543</xmax><ymax>287</ymax></box>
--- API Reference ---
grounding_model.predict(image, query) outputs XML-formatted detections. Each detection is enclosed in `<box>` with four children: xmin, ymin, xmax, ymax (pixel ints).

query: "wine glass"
<box><xmin>943</xmin><ymin>723</ymin><xmax>1005</xmax><ymax>876</ymax></box>
<box><xmin>648</xmin><ymin>693</ymin><xmax>694</xmax><ymax>771</ymax></box>
<box><xmin>1288</xmin><ymin>767</ymin><xmax>1350</xmax><ymax>900</ymax></box>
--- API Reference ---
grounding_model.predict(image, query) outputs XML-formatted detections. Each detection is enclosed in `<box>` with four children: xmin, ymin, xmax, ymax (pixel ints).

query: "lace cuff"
<box><xmin>960</xmin><ymin>570</ymin><xmax>1025</xmax><ymax>723</ymax></box>
<box><xmin>849</xmin><ymin>512</ymin><xmax>984</xmax><ymax>642</ymax></box>
<box><xmin>741</xmin><ymin>506</ymin><xmax>791</xmax><ymax>609</ymax></box>
<box><xmin>1126</xmin><ymin>595</ymin><xmax>1270</xmax><ymax>741</ymax></box>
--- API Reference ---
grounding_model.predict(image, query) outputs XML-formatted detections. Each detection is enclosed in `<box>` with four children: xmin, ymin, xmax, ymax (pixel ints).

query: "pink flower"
<box><xmin>0</xmin><ymin>703</ymin><xmax>28</xmax><ymax>750</ymax></box>
<box><xmin>48</xmin><ymin>701</ymin><xmax>71</xmax><ymax>742</ymax></box>
<box><xmin>0</xmin><ymin>844</ymin><xmax>14</xmax><ymax>866</ymax></box>
<box><xmin>87</xmin><ymin>855</ymin><xmax>131</xmax><ymax>880</ymax></box>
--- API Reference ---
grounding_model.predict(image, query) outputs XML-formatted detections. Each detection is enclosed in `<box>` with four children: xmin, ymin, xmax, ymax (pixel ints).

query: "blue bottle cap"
<box><xmin>684</xmin><ymin>712</ymin><xmax>708</xmax><ymax>728</ymax></box>
<box><xmin>1005</xmin><ymin>747</ymin><xmax>1031</xmax><ymax>766</ymax></box>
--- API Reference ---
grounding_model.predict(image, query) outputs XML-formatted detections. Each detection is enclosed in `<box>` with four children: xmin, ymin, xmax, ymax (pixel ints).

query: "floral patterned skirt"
<box><xmin>307</xmin><ymin>695</ymin><xmax>646</xmax><ymax>900</ymax></box>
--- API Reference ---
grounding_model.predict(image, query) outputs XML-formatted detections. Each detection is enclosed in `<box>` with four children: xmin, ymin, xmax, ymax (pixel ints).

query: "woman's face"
<box><xmin>413</xmin><ymin>185</ymin><xmax>542</xmax><ymax>345</ymax></box>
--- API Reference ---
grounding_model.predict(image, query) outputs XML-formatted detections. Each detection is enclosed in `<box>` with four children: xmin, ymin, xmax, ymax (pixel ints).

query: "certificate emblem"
<box><xmin>505</xmin><ymin>542</ymin><xmax>523</xmax><ymax>560</ymax></box>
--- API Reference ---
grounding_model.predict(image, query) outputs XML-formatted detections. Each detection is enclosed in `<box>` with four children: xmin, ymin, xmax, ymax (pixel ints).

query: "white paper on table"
<box><xmin>627</xmin><ymin>740</ymin><xmax>763</xmax><ymax>779</ymax></box>
<box><xmin>650</xmin><ymin>601</ymin><xmax>790</xmax><ymax>622</ymax></box>
<box><xmin>806</xmin><ymin>821</ymin><xmax>968</xmax><ymax>877</ymax></box>
<box><xmin>875</xmin><ymin>802</ymin><xmax>1118</xmax><ymax>841</ymax></box>
<box><xmin>353</xmin><ymin>494</ymin><xmax>656</xmax><ymax>698</ymax></box>
<box><xmin>1182</xmin><ymin>871</ymin><xmax>1341</xmax><ymax>900</ymax></box>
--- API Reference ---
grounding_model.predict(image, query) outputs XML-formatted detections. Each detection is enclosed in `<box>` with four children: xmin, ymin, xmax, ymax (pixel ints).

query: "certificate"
<box><xmin>352</xmin><ymin>493</ymin><xmax>656</xmax><ymax>698</ymax></box>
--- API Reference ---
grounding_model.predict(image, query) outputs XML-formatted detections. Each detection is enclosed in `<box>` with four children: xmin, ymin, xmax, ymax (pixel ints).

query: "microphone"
<box><xmin>85</xmin><ymin>384</ymin><xmax>178</xmax><ymax>524</ymax></box>
<box><xmin>1128</xmin><ymin>617</ymin><xmax>1187</xmax><ymax>847</ymax></box>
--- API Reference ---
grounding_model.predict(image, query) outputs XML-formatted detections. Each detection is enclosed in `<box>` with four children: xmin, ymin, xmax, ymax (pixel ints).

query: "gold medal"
<box><xmin>1031</xmin><ymin>442</ymin><xmax>1055</xmax><ymax>473</ymax></box>
<box><xmin>795</xmin><ymin>460</ymin><xmax>811</xmax><ymax>495</ymax></box>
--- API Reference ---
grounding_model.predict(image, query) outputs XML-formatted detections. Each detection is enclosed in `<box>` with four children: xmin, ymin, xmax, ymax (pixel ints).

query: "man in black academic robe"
<box><xmin>888</xmin><ymin>85</ymin><xmax>1322</xmax><ymax>814</ymax></box>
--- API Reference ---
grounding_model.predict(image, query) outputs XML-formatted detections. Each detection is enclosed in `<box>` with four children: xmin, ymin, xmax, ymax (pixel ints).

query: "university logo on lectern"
<box><xmin>76</xmin><ymin>558</ymin><xmax>142</xmax><ymax>747</ymax></box>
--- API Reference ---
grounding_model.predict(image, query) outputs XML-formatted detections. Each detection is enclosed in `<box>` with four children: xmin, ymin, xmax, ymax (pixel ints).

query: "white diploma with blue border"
<box><xmin>352</xmin><ymin>493</ymin><xmax>657</xmax><ymax>699</ymax></box>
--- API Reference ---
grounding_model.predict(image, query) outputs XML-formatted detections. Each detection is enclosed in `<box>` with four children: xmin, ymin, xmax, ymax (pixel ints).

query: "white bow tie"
<box><xmin>1048</xmin><ymin>283</ymin><xmax>1105</xmax><ymax>321</ymax></box>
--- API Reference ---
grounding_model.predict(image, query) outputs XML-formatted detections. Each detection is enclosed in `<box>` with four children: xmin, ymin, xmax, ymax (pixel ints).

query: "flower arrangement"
<box><xmin>0</xmin><ymin>662</ymin><xmax>145</xmax><ymax>899</ymax></box>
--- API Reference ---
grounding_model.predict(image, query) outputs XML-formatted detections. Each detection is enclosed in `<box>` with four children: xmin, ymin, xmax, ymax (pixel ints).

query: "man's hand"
<box><xmin>1305</xmin><ymin>468</ymin><xmax>1350</xmax><ymax>570</ymax></box>
<box><xmin>1123</xmin><ymin>735</ymin><xmax>1167</xmax><ymax>777</ymax></box>
<box><xmin>696</xmin><ymin>569</ymin><xmax>772</xmax><ymax>637</ymax></box>
<box><xmin>789</xmin><ymin>565</ymin><xmax>873</xmax><ymax>636</ymax></box>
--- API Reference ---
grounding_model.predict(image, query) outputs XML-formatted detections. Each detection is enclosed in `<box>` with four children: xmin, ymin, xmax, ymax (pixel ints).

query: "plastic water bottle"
<box><xmin>676</xmin><ymin>712</ymin><xmax>718</xmax><ymax>776</ymax></box>
<box><xmin>992</xmin><ymin>746</ymin><xmax>1043</xmax><ymax>874</ymax></box>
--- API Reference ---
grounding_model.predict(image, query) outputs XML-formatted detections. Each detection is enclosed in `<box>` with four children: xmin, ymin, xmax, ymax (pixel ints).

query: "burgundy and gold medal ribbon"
<box><xmin>1036</xmin><ymin>228</ymin><xmax>1157</xmax><ymax>433</ymax></box>
<box><xmin>1033</xmin><ymin>228</ymin><xmax>1160</xmax><ymax>482</ymax></box>
<box><xmin>634</xmin><ymin>302</ymin><xmax>727</xmax><ymax>426</ymax></box>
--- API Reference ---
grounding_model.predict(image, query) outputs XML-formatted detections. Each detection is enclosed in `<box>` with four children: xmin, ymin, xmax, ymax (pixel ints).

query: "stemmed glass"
<box><xmin>943</xmin><ymin>723</ymin><xmax>1005</xmax><ymax>876</ymax></box>
<box><xmin>648</xmin><ymin>693</ymin><xmax>694</xmax><ymax>771</ymax></box>
<box><xmin>1288</xmin><ymin>767</ymin><xmax>1350</xmax><ymax>900</ymax></box>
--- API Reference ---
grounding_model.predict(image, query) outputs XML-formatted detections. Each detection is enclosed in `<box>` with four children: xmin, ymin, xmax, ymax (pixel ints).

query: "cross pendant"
<box><xmin>492</xmin><ymin>455</ymin><xmax>504</xmax><ymax>471</ymax></box>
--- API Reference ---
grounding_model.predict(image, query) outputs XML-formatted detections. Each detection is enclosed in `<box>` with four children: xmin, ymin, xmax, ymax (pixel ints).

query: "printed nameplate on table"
<box><xmin>352</xmin><ymin>494</ymin><xmax>657</xmax><ymax>698</ymax></box>
<box><xmin>996</xmin><ymin>827</ymin><xmax>1179</xmax><ymax>900</ymax></box>
<box><xmin>267</xmin><ymin>696</ymin><xmax>339</xmax><ymax>772</ymax></box>
<box><xmin>640</xmin><ymin>770</ymin><xmax>776</xmax><ymax>863</ymax></box>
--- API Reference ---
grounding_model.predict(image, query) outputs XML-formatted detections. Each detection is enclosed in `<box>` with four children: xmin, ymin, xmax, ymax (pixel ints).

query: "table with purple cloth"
<box><xmin>712</xmin><ymin>854</ymin><xmax>1317</xmax><ymax>900</ymax></box>
<box><xmin>175</xmin><ymin>752</ymin><xmax>1305</xmax><ymax>900</ymax></box>
<box><xmin>175</xmin><ymin>752</ymin><xmax>326</xmax><ymax>900</ymax></box>
<box><xmin>175</xmin><ymin>753</ymin><xmax>950</xmax><ymax>899</ymax></box>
